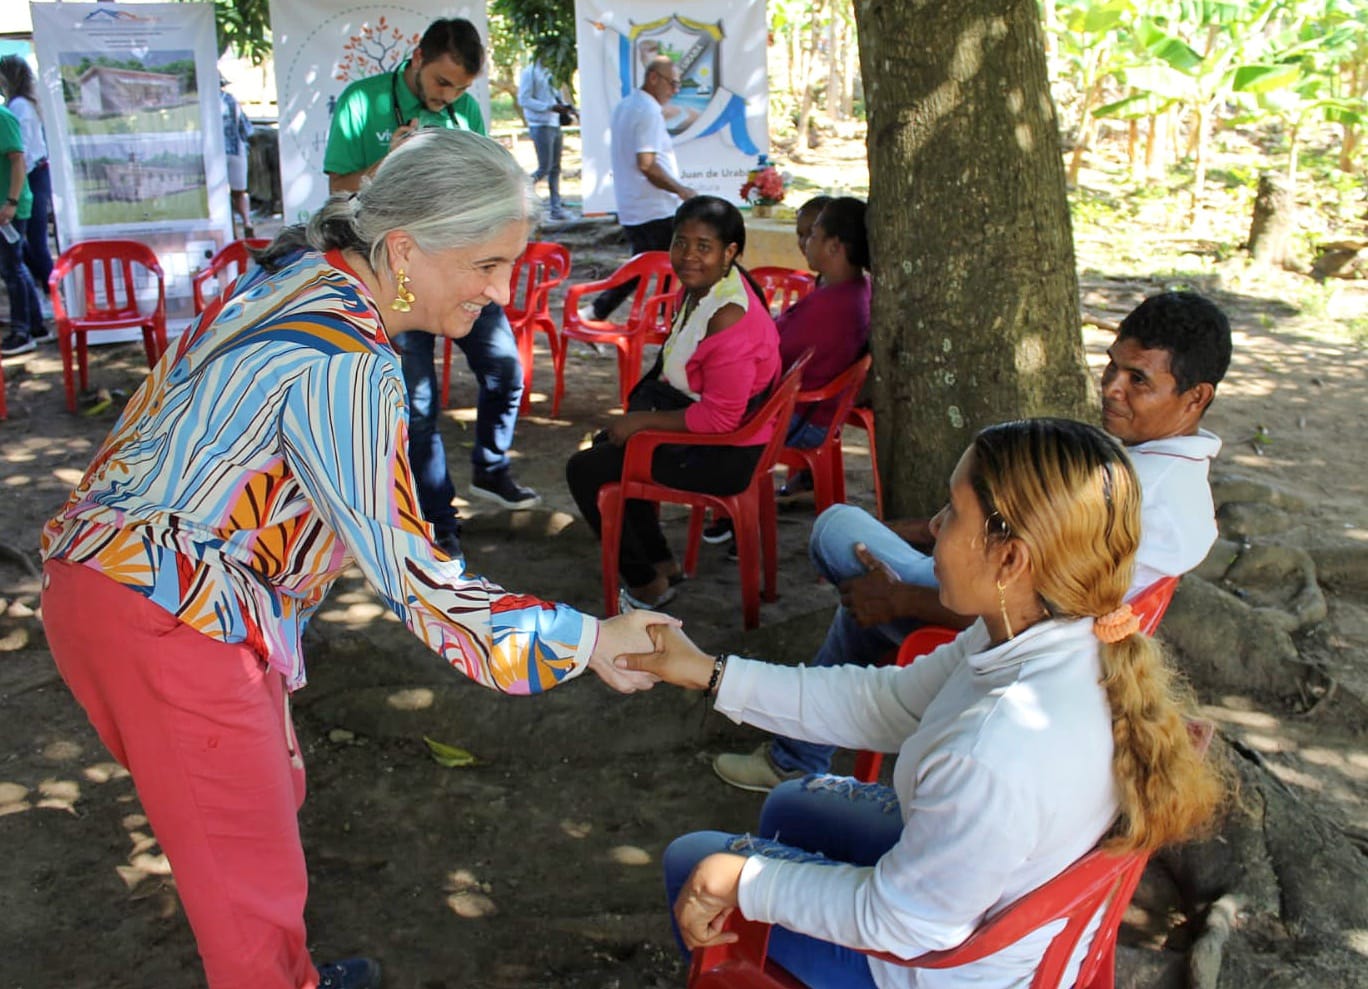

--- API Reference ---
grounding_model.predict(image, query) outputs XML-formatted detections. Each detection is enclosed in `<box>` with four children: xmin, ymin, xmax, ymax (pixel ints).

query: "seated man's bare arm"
<box><xmin>839</xmin><ymin>544</ymin><xmax>972</xmax><ymax>630</ymax></box>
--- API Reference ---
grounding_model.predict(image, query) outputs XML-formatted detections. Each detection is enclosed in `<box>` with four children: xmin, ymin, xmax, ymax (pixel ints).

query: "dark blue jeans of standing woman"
<box><xmin>394</xmin><ymin>302</ymin><xmax>524</xmax><ymax>542</ymax></box>
<box><xmin>24</xmin><ymin>162</ymin><xmax>54</xmax><ymax>293</ymax></box>
<box><xmin>1</xmin><ymin>217</ymin><xmax>43</xmax><ymax>339</ymax></box>
<box><xmin>663</xmin><ymin>776</ymin><xmax>902</xmax><ymax>988</ymax></box>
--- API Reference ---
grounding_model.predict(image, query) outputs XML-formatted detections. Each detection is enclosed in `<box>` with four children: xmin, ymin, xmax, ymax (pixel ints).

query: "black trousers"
<box><xmin>566</xmin><ymin>436</ymin><xmax>763</xmax><ymax>587</ymax></box>
<box><xmin>592</xmin><ymin>216</ymin><xmax>676</xmax><ymax>319</ymax></box>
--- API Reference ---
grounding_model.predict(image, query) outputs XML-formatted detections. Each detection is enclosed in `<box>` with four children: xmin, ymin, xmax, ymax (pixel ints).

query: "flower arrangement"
<box><xmin>739</xmin><ymin>155</ymin><xmax>788</xmax><ymax>207</ymax></box>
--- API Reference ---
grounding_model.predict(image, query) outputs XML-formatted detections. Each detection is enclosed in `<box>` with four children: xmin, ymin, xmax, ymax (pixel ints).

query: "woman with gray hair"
<box><xmin>40</xmin><ymin>129</ymin><xmax>668</xmax><ymax>989</ymax></box>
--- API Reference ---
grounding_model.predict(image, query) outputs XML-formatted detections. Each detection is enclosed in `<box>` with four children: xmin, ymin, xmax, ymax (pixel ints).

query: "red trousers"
<box><xmin>43</xmin><ymin>559</ymin><xmax>320</xmax><ymax>988</ymax></box>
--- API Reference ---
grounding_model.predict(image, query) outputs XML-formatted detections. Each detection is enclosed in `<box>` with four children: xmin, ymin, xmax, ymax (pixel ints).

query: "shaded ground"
<box><xmin>2</xmin><ymin>134</ymin><xmax>1366</xmax><ymax>988</ymax></box>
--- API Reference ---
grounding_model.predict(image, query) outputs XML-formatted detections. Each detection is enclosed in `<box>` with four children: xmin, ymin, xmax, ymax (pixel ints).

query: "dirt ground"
<box><xmin>1</xmin><ymin>134</ymin><xmax>1366</xmax><ymax>989</ymax></box>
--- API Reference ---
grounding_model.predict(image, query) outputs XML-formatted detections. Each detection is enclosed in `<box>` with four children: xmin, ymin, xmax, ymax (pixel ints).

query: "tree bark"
<box><xmin>1248</xmin><ymin>172</ymin><xmax>1294</xmax><ymax>268</ymax></box>
<box><xmin>853</xmin><ymin>0</ymin><xmax>1091</xmax><ymax>516</ymax></box>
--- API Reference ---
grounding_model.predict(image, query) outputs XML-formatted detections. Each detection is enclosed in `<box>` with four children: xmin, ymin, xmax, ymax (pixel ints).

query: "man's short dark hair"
<box><xmin>1117</xmin><ymin>291</ymin><xmax>1232</xmax><ymax>394</ymax></box>
<box><xmin>418</xmin><ymin>18</ymin><xmax>485</xmax><ymax>76</ymax></box>
<box><xmin>796</xmin><ymin>195</ymin><xmax>832</xmax><ymax>219</ymax></box>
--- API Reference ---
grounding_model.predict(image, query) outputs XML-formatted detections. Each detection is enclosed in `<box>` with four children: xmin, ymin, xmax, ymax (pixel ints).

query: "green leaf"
<box><xmin>423</xmin><ymin>736</ymin><xmax>479</xmax><ymax>768</ymax></box>
<box><xmin>1138</xmin><ymin>23</ymin><xmax>1203</xmax><ymax>73</ymax></box>
<box><xmin>1232</xmin><ymin>63</ymin><xmax>1302</xmax><ymax>93</ymax></box>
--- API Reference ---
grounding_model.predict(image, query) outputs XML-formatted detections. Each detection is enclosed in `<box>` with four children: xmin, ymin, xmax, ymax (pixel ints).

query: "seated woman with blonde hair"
<box><xmin>621</xmin><ymin>417</ymin><xmax>1225</xmax><ymax>988</ymax></box>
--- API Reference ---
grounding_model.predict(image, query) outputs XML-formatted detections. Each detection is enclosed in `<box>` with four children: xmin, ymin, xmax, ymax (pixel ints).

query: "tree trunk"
<box><xmin>793</xmin><ymin>1</ymin><xmax>828</xmax><ymax>158</ymax></box>
<box><xmin>1248</xmin><ymin>172</ymin><xmax>1294</xmax><ymax>268</ymax></box>
<box><xmin>853</xmin><ymin>0</ymin><xmax>1091</xmax><ymax>517</ymax></box>
<box><xmin>825</xmin><ymin>16</ymin><xmax>842</xmax><ymax>121</ymax></box>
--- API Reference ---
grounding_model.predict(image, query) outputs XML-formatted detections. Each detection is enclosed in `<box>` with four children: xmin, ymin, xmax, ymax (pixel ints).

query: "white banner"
<box><xmin>29</xmin><ymin>1</ymin><xmax>232</xmax><ymax>322</ymax></box>
<box><xmin>270</xmin><ymin>1</ymin><xmax>490</xmax><ymax>223</ymax></box>
<box><xmin>575</xmin><ymin>0</ymin><xmax>769</xmax><ymax>215</ymax></box>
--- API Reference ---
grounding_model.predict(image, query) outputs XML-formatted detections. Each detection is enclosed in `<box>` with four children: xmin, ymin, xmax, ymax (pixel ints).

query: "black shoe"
<box><xmin>777</xmin><ymin>470</ymin><xmax>814</xmax><ymax>499</ymax></box>
<box><xmin>701</xmin><ymin>518</ymin><xmax>734</xmax><ymax>545</ymax></box>
<box><xmin>316</xmin><ymin>956</ymin><xmax>382</xmax><ymax>989</ymax></box>
<box><xmin>433</xmin><ymin>525</ymin><xmax>463</xmax><ymax>563</ymax></box>
<box><xmin>1</xmin><ymin>331</ymin><xmax>35</xmax><ymax>356</ymax></box>
<box><xmin>470</xmin><ymin>471</ymin><xmax>542</xmax><ymax>510</ymax></box>
<box><xmin>31</xmin><ymin>323</ymin><xmax>51</xmax><ymax>342</ymax></box>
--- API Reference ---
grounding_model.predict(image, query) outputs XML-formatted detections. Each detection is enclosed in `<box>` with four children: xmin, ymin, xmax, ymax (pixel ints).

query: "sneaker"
<box><xmin>712</xmin><ymin>744</ymin><xmax>803</xmax><ymax>793</ymax></box>
<box><xmin>548</xmin><ymin>207</ymin><xmax>571</xmax><ymax>221</ymax></box>
<box><xmin>701</xmin><ymin>518</ymin><xmax>734</xmax><ymax>545</ymax></box>
<box><xmin>469</xmin><ymin>471</ymin><xmax>541</xmax><ymax>510</ymax></box>
<box><xmin>618</xmin><ymin>582</ymin><xmax>678</xmax><ymax>611</ymax></box>
<box><xmin>316</xmin><ymin>956</ymin><xmax>382</xmax><ymax>989</ymax></box>
<box><xmin>1</xmin><ymin>331</ymin><xmax>35</xmax><ymax>356</ymax></box>
<box><xmin>433</xmin><ymin>525</ymin><xmax>463</xmax><ymax>565</ymax></box>
<box><xmin>32</xmin><ymin>322</ymin><xmax>51</xmax><ymax>342</ymax></box>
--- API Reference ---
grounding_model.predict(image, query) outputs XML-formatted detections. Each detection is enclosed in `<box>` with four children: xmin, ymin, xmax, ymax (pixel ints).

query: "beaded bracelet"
<box><xmin>705</xmin><ymin>654</ymin><xmax>728</xmax><ymax>696</ymax></box>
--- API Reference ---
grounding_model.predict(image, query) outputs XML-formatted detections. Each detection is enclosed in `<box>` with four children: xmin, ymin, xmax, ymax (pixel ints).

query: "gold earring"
<box><xmin>390</xmin><ymin>269</ymin><xmax>416</xmax><ymax>313</ymax></box>
<box><xmin>997</xmin><ymin>579</ymin><xmax>1014</xmax><ymax>640</ymax></box>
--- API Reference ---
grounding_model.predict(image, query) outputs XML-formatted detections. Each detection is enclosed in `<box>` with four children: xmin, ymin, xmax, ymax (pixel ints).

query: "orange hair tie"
<box><xmin>1094</xmin><ymin>604</ymin><xmax>1140</xmax><ymax>643</ymax></box>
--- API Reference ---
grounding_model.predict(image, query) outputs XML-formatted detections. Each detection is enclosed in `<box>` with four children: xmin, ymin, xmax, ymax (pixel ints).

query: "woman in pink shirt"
<box><xmin>566</xmin><ymin>196</ymin><xmax>781</xmax><ymax>608</ymax></box>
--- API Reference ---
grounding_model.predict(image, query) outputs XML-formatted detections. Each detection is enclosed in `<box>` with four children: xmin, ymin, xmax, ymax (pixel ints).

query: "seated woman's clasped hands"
<box><xmin>619</xmin><ymin>418</ymin><xmax>1226</xmax><ymax>989</ymax></box>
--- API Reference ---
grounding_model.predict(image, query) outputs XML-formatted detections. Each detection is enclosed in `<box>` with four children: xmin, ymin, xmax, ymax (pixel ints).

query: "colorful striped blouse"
<box><xmin>41</xmin><ymin>249</ymin><xmax>598</xmax><ymax>692</ymax></box>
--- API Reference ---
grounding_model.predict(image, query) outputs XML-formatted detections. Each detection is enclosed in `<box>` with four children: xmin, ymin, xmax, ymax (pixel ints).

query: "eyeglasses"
<box><xmin>651</xmin><ymin>69</ymin><xmax>682</xmax><ymax>90</ymax></box>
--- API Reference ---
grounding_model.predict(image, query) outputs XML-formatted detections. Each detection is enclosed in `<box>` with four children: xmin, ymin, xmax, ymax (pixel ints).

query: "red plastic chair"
<box><xmin>687</xmin><ymin>843</ymin><xmax>1151</xmax><ymax>989</ymax></box>
<box><xmin>597</xmin><ymin>355</ymin><xmax>809</xmax><ymax>630</ymax></box>
<box><xmin>440</xmin><ymin>241</ymin><xmax>571</xmax><ymax>413</ymax></box>
<box><xmin>853</xmin><ymin>575</ymin><xmax>1182</xmax><ymax>783</ymax></box>
<box><xmin>557</xmin><ymin>251</ymin><xmax>676</xmax><ymax>415</ymax></box>
<box><xmin>749</xmin><ymin>266</ymin><xmax>816</xmax><ymax>315</ymax></box>
<box><xmin>690</xmin><ymin>714</ymin><xmax>1214</xmax><ymax>989</ymax></box>
<box><xmin>844</xmin><ymin>403</ymin><xmax>884</xmax><ymax>519</ymax></box>
<box><xmin>775</xmin><ymin>353</ymin><xmax>871</xmax><ymax>515</ymax></box>
<box><xmin>49</xmin><ymin>240</ymin><xmax>167</xmax><ymax>414</ymax></box>
<box><xmin>191</xmin><ymin>238</ymin><xmax>270</xmax><ymax>314</ymax></box>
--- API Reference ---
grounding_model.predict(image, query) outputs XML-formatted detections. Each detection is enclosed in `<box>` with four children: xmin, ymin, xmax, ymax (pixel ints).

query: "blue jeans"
<box><xmin>24</xmin><ymin>163</ymin><xmax>54</xmax><ymax>293</ymax></box>
<box><xmin>1</xmin><ymin>216</ymin><xmax>43</xmax><ymax>338</ymax></box>
<box><xmin>785</xmin><ymin>414</ymin><xmax>826</xmax><ymax>450</ymax></box>
<box><xmin>394</xmin><ymin>302</ymin><xmax>524</xmax><ymax>540</ymax></box>
<box><xmin>528</xmin><ymin>125</ymin><xmax>562</xmax><ymax>210</ymax></box>
<box><xmin>663</xmin><ymin>776</ymin><xmax>902</xmax><ymax>988</ymax></box>
<box><xmin>769</xmin><ymin>504</ymin><xmax>939</xmax><ymax>776</ymax></box>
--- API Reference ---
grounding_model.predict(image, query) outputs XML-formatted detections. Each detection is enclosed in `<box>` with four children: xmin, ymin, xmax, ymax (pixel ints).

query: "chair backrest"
<box><xmin>792</xmin><ymin>352</ymin><xmax>871</xmax><ymax>447</ymax></box>
<box><xmin>750</xmin><ymin>353</ymin><xmax>811</xmax><ymax>474</ymax></box>
<box><xmin>620</xmin><ymin>251</ymin><xmax>676</xmax><ymax>330</ymax></box>
<box><xmin>749</xmin><ymin>266</ymin><xmax>816</xmax><ymax>314</ymax></box>
<box><xmin>510</xmin><ymin>241</ymin><xmax>571</xmax><ymax>320</ymax></box>
<box><xmin>192</xmin><ymin>238</ymin><xmax>270</xmax><ymax>314</ymax></box>
<box><xmin>1131</xmin><ymin>574</ymin><xmax>1179</xmax><ymax>635</ymax></box>
<box><xmin>50</xmin><ymin>239</ymin><xmax>165</xmax><ymax>324</ymax></box>
<box><xmin>691</xmin><ymin>843</ymin><xmax>1147</xmax><ymax>989</ymax></box>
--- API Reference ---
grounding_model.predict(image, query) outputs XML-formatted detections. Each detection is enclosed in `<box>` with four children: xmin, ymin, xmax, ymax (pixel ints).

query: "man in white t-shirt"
<box><xmin>715</xmin><ymin>291</ymin><xmax>1235</xmax><ymax>791</ymax></box>
<box><xmin>589</xmin><ymin>55</ymin><xmax>696</xmax><ymax>321</ymax></box>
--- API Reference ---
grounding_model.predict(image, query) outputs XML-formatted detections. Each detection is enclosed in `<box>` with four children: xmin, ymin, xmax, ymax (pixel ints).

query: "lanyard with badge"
<box><xmin>391</xmin><ymin>66</ymin><xmax>458</xmax><ymax>128</ymax></box>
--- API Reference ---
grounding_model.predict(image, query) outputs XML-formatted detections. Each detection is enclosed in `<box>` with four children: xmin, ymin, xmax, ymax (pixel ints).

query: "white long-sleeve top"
<box><xmin>715</xmin><ymin>617</ymin><xmax>1119</xmax><ymax>989</ymax></box>
<box><xmin>1129</xmin><ymin>429</ymin><xmax>1221</xmax><ymax>595</ymax></box>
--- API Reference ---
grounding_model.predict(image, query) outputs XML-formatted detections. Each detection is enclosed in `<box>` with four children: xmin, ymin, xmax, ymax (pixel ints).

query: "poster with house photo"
<box><xmin>30</xmin><ymin>3</ymin><xmax>232</xmax><ymax>325</ymax></box>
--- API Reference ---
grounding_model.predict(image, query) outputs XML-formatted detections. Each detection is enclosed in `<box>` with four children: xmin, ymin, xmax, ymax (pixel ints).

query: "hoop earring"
<box><xmin>390</xmin><ymin>269</ymin><xmax>416</xmax><ymax>313</ymax></box>
<box><xmin>997</xmin><ymin>579</ymin><xmax>1014</xmax><ymax>640</ymax></box>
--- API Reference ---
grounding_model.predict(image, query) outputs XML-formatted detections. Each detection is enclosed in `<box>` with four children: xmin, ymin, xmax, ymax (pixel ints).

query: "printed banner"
<box><xmin>29</xmin><ymin>1</ymin><xmax>233</xmax><ymax>324</ymax></box>
<box><xmin>575</xmin><ymin>0</ymin><xmax>769</xmax><ymax>214</ymax></box>
<box><xmin>269</xmin><ymin>1</ymin><xmax>489</xmax><ymax>222</ymax></box>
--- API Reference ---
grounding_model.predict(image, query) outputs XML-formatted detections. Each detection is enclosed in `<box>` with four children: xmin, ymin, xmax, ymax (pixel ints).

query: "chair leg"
<box><xmin>141</xmin><ymin>326</ymin><xmax>158</xmax><ymax>368</ymax></box>
<box><xmin>59</xmin><ymin>331</ymin><xmax>77</xmax><ymax>413</ymax></box>
<box><xmin>733</xmin><ymin>503</ymin><xmax>762</xmax><ymax>630</ymax></box>
<box><xmin>76</xmin><ymin>332</ymin><xmax>90</xmax><ymax>395</ymax></box>
<box><xmin>551</xmin><ymin>336</ymin><xmax>568</xmax><ymax>417</ymax></box>
<box><xmin>597</xmin><ymin>484</ymin><xmax>624</xmax><ymax>617</ymax></box>
<box><xmin>865</xmin><ymin>424</ymin><xmax>884</xmax><ymax>520</ymax></box>
<box><xmin>758</xmin><ymin>475</ymin><xmax>779</xmax><ymax>604</ymax></box>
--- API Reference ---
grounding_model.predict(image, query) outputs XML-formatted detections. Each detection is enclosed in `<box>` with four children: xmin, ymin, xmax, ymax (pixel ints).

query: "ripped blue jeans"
<box><xmin>662</xmin><ymin>775</ymin><xmax>903</xmax><ymax>988</ymax></box>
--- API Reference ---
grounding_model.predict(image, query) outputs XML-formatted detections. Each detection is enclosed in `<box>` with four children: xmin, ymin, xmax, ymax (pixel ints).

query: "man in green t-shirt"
<box><xmin>323</xmin><ymin>19</ymin><xmax>541</xmax><ymax>559</ymax></box>
<box><xmin>0</xmin><ymin>103</ymin><xmax>45</xmax><ymax>356</ymax></box>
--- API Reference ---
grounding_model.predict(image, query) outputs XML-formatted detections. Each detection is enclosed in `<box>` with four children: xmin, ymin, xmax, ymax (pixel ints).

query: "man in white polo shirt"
<box><xmin>589</xmin><ymin>55</ymin><xmax>696</xmax><ymax>321</ymax></box>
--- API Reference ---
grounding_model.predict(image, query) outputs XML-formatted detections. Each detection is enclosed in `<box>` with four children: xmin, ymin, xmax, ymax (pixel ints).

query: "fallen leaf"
<box><xmin>423</xmin><ymin>736</ymin><xmax>479</xmax><ymax>768</ymax></box>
